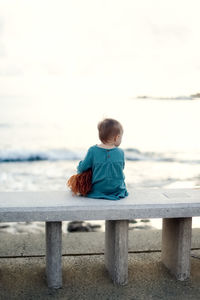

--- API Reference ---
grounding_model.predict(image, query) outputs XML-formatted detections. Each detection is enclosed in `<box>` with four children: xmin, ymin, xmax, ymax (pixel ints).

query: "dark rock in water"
<box><xmin>140</xmin><ymin>225</ymin><xmax>152</xmax><ymax>229</ymax></box>
<box><xmin>67</xmin><ymin>221</ymin><xmax>101</xmax><ymax>232</ymax></box>
<box><xmin>191</xmin><ymin>92</ymin><xmax>200</xmax><ymax>98</ymax></box>
<box><xmin>0</xmin><ymin>224</ymin><xmax>10</xmax><ymax>229</ymax></box>
<box><xmin>131</xmin><ymin>225</ymin><xmax>152</xmax><ymax>230</ymax></box>
<box><xmin>137</xmin><ymin>95</ymin><xmax>148</xmax><ymax>99</ymax></box>
<box><xmin>141</xmin><ymin>219</ymin><xmax>150</xmax><ymax>223</ymax></box>
<box><xmin>129</xmin><ymin>219</ymin><xmax>137</xmax><ymax>224</ymax></box>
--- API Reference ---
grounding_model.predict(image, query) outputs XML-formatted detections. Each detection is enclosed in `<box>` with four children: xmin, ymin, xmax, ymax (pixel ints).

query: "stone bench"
<box><xmin>0</xmin><ymin>188</ymin><xmax>200</xmax><ymax>288</ymax></box>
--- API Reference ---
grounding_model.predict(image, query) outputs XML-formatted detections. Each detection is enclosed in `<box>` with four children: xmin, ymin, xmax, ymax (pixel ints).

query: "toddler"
<box><xmin>77</xmin><ymin>118</ymin><xmax>128</xmax><ymax>200</ymax></box>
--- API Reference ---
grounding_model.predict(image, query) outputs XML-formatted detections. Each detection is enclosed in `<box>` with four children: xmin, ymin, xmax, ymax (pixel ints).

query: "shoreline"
<box><xmin>1</xmin><ymin>217</ymin><xmax>200</xmax><ymax>234</ymax></box>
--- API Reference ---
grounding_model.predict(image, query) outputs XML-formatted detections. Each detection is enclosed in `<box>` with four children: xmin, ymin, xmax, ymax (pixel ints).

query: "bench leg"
<box><xmin>162</xmin><ymin>217</ymin><xmax>192</xmax><ymax>281</ymax></box>
<box><xmin>105</xmin><ymin>220</ymin><xmax>129</xmax><ymax>285</ymax></box>
<box><xmin>45</xmin><ymin>221</ymin><xmax>62</xmax><ymax>288</ymax></box>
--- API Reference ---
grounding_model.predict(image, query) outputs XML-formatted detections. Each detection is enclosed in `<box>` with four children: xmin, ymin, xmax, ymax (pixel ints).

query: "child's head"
<box><xmin>97</xmin><ymin>118</ymin><xmax>123</xmax><ymax>147</ymax></box>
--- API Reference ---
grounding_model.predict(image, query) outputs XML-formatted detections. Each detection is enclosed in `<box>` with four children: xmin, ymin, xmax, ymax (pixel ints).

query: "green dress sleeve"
<box><xmin>77</xmin><ymin>147</ymin><xmax>93</xmax><ymax>173</ymax></box>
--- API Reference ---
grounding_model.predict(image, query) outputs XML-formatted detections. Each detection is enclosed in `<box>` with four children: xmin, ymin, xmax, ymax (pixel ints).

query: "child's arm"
<box><xmin>77</xmin><ymin>148</ymin><xmax>93</xmax><ymax>174</ymax></box>
<box><xmin>122</xmin><ymin>150</ymin><xmax>125</xmax><ymax>169</ymax></box>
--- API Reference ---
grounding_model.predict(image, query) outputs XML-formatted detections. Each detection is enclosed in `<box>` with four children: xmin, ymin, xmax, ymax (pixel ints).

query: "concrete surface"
<box><xmin>0</xmin><ymin>229</ymin><xmax>200</xmax><ymax>299</ymax></box>
<box><xmin>162</xmin><ymin>218</ymin><xmax>192</xmax><ymax>280</ymax></box>
<box><xmin>1</xmin><ymin>229</ymin><xmax>200</xmax><ymax>257</ymax></box>
<box><xmin>46</xmin><ymin>222</ymin><xmax>62</xmax><ymax>288</ymax></box>
<box><xmin>1</xmin><ymin>189</ymin><xmax>200</xmax><ymax>222</ymax></box>
<box><xmin>105</xmin><ymin>220</ymin><xmax>129</xmax><ymax>285</ymax></box>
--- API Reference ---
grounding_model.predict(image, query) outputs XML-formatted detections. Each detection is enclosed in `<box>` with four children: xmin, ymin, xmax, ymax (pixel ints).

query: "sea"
<box><xmin>0</xmin><ymin>95</ymin><xmax>200</xmax><ymax>234</ymax></box>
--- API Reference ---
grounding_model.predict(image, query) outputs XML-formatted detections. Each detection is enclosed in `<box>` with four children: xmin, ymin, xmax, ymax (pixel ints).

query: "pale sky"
<box><xmin>0</xmin><ymin>0</ymin><xmax>200</xmax><ymax>98</ymax></box>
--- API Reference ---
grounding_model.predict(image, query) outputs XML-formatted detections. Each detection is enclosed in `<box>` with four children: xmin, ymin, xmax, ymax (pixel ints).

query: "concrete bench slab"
<box><xmin>0</xmin><ymin>188</ymin><xmax>200</xmax><ymax>222</ymax></box>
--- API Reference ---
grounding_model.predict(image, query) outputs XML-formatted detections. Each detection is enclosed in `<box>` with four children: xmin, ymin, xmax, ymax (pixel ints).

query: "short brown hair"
<box><xmin>97</xmin><ymin>118</ymin><xmax>123</xmax><ymax>143</ymax></box>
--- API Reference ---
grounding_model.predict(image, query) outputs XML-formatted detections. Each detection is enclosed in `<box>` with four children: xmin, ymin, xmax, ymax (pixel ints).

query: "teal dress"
<box><xmin>77</xmin><ymin>145</ymin><xmax>128</xmax><ymax>200</ymax></box>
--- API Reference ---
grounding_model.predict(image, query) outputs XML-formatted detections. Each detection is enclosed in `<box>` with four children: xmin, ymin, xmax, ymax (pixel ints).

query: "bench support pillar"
<box><xmin>105</xmin><ymin>220</ymin><xmax>129</xmax><ymax>285</ymax></box>
<box><xmin>162</xmin><ymin>217</ymin><xmax>192</xmax><ymax>281</ymax></box>
<box><xmin>45</xmin><ymin>221</ymin><xmax>62</xmax><ymax>288</ymax></box>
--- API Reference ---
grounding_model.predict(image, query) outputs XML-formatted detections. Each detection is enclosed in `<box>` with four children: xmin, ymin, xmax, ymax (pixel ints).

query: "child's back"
<box><xmin>77</xmin><ymin>119</ymin><xmax>128</xmax><ymax>200</ymax></box>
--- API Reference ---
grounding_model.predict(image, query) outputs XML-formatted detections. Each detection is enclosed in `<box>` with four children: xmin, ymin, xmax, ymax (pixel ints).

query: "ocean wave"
<box><xmin>0</xmin><ymin>149</ymin><xmax>82</xmax><ymax>162</ymax></box>
<box><xmin>136</xmin><ymin>95</ymin><xmax>197</xmax><ymax>100</ymax></box>
<box><xmin>124</xmin><ymin>148</ymin><xmax>200</xmax><ymax>164</ymax></box>
<box><xmin>0</xmin><ymin>147</ymin><xmax>199</xmax><ymax>164</ymax></box>
<box><xmin>124</xmin><ymin>148</ymin><xmax>175</xmax><ymax>162</ymax></box>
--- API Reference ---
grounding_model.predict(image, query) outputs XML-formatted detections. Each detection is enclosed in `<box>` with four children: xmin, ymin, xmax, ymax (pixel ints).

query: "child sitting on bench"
<box><xmin>75</xmin><ymin>118</ymin><xmax>128</xmax><ymax>200</ymax></box>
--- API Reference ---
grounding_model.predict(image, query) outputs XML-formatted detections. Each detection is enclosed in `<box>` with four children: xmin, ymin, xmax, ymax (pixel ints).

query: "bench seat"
<box><xmin>0</xmin><ymin>188</ymin><xmax>200</xmax><ymax>288</ymax></box>
<box><xmin>1</xmin><ymin>188</ymin><xmax>200</xmax><ymax>222</ymax></box>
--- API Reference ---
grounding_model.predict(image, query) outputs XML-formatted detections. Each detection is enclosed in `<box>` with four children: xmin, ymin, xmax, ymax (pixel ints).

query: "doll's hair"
<box><xmin>97</xmin><ymin>118</ymin><xmax>123</xmax><ymax>143</ymax></box>
<box><xmin>67</xmin><ymin>169</ymin><xmax>92</xmax><ymax>196</ymax></box>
